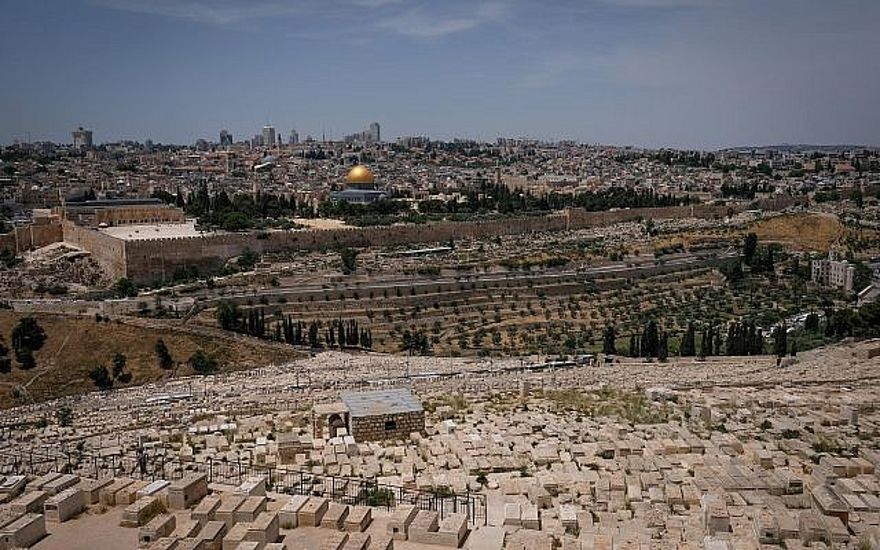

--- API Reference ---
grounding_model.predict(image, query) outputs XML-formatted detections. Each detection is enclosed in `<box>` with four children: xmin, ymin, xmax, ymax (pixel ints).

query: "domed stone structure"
<box><xmin>332</xmin><ymin>165</ymin><xmax>388</xmax><ymax>204</ymax></box>
<box><xmin>345</xmin><ymin>165</ymin><xmax>376</xmax><ymax>189</ymax></box>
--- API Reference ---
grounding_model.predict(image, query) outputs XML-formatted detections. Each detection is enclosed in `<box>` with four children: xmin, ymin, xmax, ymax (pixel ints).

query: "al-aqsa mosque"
<box><xmin>331</xmin><ymin>165</ymin><xmax>389</xmax><ymax>204</ymax></box>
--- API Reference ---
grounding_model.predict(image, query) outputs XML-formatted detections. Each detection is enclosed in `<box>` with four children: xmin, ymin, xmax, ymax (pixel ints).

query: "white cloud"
<box><xmin>377</xmin><ymin>2</ymin><xmax>507</xmax><ymax>38</ymax></box>
<box><xmin>91</xmin><ymin>0</ymin><xmax>305</xmax><ymax>25</ymax></box>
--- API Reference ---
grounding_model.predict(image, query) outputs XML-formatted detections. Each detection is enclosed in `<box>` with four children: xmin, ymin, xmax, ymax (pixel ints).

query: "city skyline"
<box><xmin>1</xmin><ymin>0</ymin><xmax>879</xmax><ymax>149</ymax></box>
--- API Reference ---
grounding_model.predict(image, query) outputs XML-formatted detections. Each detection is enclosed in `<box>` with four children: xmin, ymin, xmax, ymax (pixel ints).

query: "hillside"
<box><xmin>0</xmin><ymin>311</ymin><xmax>302</xmax><ymax>409</ymax></box>
<box><xmin>749</xmin><ymin>213</ymin><xmax>844</xmax><ymax>251</ymax></box>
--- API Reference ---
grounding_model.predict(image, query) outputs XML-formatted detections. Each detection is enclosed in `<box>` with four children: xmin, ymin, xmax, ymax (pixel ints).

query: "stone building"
<box><xmin>312</xmin><ymin>389</ymin><xmax>425</xmax><ymax>442</ymax></box>
<box><xmin>811</xmin><ymin>251</ymin><xmax>855</xmax><ymax>292</ymax></box>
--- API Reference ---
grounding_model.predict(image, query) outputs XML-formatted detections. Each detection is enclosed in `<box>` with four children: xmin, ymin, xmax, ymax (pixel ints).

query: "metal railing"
<box><xmin>0</xmin><ymin>448</ymin><xmax>486</xmax><ymax>526</ymax></box>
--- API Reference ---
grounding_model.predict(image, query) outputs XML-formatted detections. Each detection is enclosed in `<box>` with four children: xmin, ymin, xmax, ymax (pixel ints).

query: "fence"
<box><xmin>0</xmin><ymin>447</ymin><xmax>486</xmax><ymax>526</ymax></box>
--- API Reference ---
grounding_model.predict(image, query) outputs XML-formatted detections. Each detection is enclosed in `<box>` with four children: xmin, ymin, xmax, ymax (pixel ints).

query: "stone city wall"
<box><xmin>0</xmin><ymin>218</ymin><xmax>63</xmax><ymax>254</ymax></box>
<box><xmin>122</xmin><ymin>205</ymin><xmax>734</xmax><ymax>284</ymax></box>
<box><xmin>61</xmin><ymin>221</ymin><xmax>127</xmax><ymax>281</ymax></box>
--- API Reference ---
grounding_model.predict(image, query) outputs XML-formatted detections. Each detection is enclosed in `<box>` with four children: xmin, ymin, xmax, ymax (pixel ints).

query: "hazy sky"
<box><xmin>1</xmin><ymin>0</ymin><xmax>878</xmax><ymax>149</ymax></box>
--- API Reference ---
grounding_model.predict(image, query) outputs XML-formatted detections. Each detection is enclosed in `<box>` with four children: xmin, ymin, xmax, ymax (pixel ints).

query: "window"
<box><xmin>384</xmin><ymin>419</ymin><xmax>397</xmax><ymax>431</ymax></box>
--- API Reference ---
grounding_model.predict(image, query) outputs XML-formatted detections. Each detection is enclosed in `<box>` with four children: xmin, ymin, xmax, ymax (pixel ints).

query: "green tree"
<box><xmin>308</xmin><ymin>321</ymin><xmax>321</xmax><ymax>348</ymax></box>
<box><xmin>401</xmin><ymin>329</ymin><xmax>431</xmax><ymax>355</ymax></box>
<box><xmin>56</xmin><ymin>406</ymin><xmax>73</xmax><ymax>427</ymax></box>
<box><xmin>221</xmin><ymin>211</ymin><xmax>251</xmax><ymax>231</ymax></box>
<box><xmin>339</xmin><ymin>247</ymin><xmax>358</xmax><ymax>275</ymax></box>
<box><xmin>216</xmin><ymin>300</ymin><xmax>242</xmax><ymax>330</ymax></box>
<box><xmin>189</xmin><ymin>350</ymin><xmax>218</xmax><ymax>375</ymax></box>
<box><xmin>852</xmin><ymin>185</ymin><xmax>863</xmax><ymax>208</ymax></box>
<box><xmin>112</xmin><ymin>352</ymin><xmax>132</xmax><ymax>383</ymax></box>
<box><xmin>680</xmin><ymin>323</ymin><xmax>696</xmax><ymax>356</ymax></box>
<box><xmin>15</xmin><ymin>348</ymin><xmax>36</xmax><ymax>370</ymax></box>
<box><xmin>112</xmin><ymin>352</ymin><xmax>126</xmax><ymax>377</ymax></box>
<box><xmin>772</xmin><ymin>323</ymin><xmax>788</xmax><ymax>358</ymax></box>
<box><xmin>237</xmin><ymin>248</ymin><xmax>260</xmax><ymax>270</ymax></box>
<box><xmin>658</xmin><ymin>331</ymin><xmax>668</xmax><ymax>361</ymax></box>
<box><xmin>743</xmin><ymin>233</ymin><xmax>758</xmax><ymax>265</ymax></box>
<box><xmin>89</xmin><ymin>364</ymin><xmax>113</xmax><ymax>390</ymax></box>
<box><xmin>640</xmin><ymin>320</ymin><xmax>659</xmax><ymax>358</ymax></box>
<box><xmin>155</xmin><ymin>339</ymin><xmax>173</xmax><ymax>370</ymax></box>
<box><xmin>11</xmin><ymin>317</ymin><xmax>46</xmax><ymax>355</ymax></box>
<box><xmin>602</xmin><ymin>324</ymin><xmax>616</xmax><ymax>355</ymax></box>
<box><xmin>0</xmin><ymin>336</ymin><xmax>10</xmax><ymax>373</ymax></box>
<box><xmin>114</xmin><ymin>277</ymin><xmax>137</xmax><ymax>298</ymax></box>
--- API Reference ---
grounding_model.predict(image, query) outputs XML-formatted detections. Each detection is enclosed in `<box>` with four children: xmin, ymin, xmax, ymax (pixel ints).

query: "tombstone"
<box><xmin>221</xmin><ymin>523</ymin><xmax>249</xmax><ymax>550</ymax></box>
<box><xmin>344</xmin><ymin>506</ymin><xmax>372</xmax><ymax>532</ymax></box>
<box><xmin>78</xmin><ymin>477</ymin><xmax>115</xmax><ymax>505</ymax></box>
<box><xmin>42</xmin><ymin>474</ymin><xmax>80</xmax><ymax>496</ymax></box>
<box><xmin>234</xmin><ymin>477</ymin><xmax>266</xmax><ymax>498</ymax></box>
<box><xmin>192</xmin><ymin>495</ymin><xmax>222</xmax><ymax>527</ymax></box>
<box><xmin>197</xmin><ymin>520</ymin><xmax>227</xmax><ymax>550</ymax></box>
<box><xmin>386</xmin><ymin>505</ymin><xmax>417</xmax><ymax>540</ymax></box>
<box><xmin>9</xmin><ymin>490</ymin><xmax>47</xmax><ymax>515</ymax></box>
<box><xmin>44</xmin><ymin>487</ymin><xmax>85</xmax><ymax>523</ymax></box>
<box><xmin>321</xmin><ymin>503</ymin><xmax>350</xmax><ymax>530</ymax></box>
<box><xmin>168</xmin><ymin>474</ymin><xmax>209</xmax><ymax>510</ymax></box>
<box><xmin>297</xmin><ymin>497</ymin><xmax>328</xmax><ymax>527</ymax></box>
<box><xmin>121</xmin><ymin>495</ymin><xmax>161</xmax><ymax>527</ymax></box>
<box><xmin>341</xmin><ymin>532</ymin><xmax>371</xmax><ymax>550</ymax></box>
<box><xmin>140</xmin><ymin>514</ymin><xmax>177</xmax><ymax>547</ymax></box>
<box><xmin>216</xmin><ymin>496</ymin><xmax>246</xmax><ymax>530</ymax></box>
<box><xmin>0</xmin><ymin>513</ymin><xmax>46</xmax><ymax>548</ymax></box>
<box><xmin>245</xmin><ymin>511</ymin><xmax>279</xmax><ymax>546</ymax></box>
<box><xmin>234</xmin><ymin>496</ymin><xmax>267</xmax><ymax>525</ymax></box>
<box><xmin>278</xmin><ymin>495</ymin><xmax>308</xmax><ymax>528</ymax></box>
<box><xmin>100</xmin><ymin>478</ymin><xmax>135</xmax><ymax>506</ymax></box>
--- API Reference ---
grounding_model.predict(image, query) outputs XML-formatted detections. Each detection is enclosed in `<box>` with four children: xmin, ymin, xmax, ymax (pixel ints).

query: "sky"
<box><xmin>1</xmin><ymin>0</ymin><xmax>879</xmax><ymax>149</ymax></box>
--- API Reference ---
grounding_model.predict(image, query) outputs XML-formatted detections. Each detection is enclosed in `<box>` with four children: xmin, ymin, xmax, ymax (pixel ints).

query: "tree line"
<box><xmin>216</xmin><ymin>301</ymin><xmax>373</xmax><ymax>350</ymax></box>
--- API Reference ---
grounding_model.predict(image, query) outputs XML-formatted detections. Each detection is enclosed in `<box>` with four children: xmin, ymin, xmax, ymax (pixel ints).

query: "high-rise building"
<box><xmin>262</xmin><ymin>125</ymin><xmax>276</xmax><ymax>149</ymax></box>
<box><xmin>72</xmin><ymin>126</ymin><xmax>93</xmax><ymax>149</ymax></box>
<box><xmin>219</xmin><ymin>129</ymin><xmax>233</xmax><ymax>147</ymax></box>
<box><xmin>289</xmin><ymin>129</ymin><xmax>299</xmax><ymax>145</ymax></box>
<box><xmin>343</xmin><ymin>122</ymin><xmax>382</xmax><ymax>144</ymax></box>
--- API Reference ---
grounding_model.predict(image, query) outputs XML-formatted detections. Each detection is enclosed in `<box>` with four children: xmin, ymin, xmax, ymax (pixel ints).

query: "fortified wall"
<box><xmin>61</xmin><ymin>221</ymin><xmax>127</xmax><ymax>281</ymax></box>
<box><xmin>123</xmin><ymin>204</ymin><xmax>731</xmax><ymax>284</ymax></box>
<box><xmin>0</xmin><ymin>216</ymin><xmax>63</xmax><ymax>254</ymax></box>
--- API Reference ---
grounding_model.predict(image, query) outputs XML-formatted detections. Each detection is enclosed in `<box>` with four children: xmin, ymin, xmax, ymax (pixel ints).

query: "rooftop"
<box><xmin>99</xmin><ymin>220</ymin><xmax>206</xmax><ymax>241</ymax></box>
<box><xmin>341</xmin><ymin>388</ymin><xmax>422</xmax><ymax>417</ymax></box>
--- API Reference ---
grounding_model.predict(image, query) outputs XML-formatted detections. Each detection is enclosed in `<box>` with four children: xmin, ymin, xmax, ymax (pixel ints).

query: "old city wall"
<box><xmin>93</xmin><ymin>205</ymin><xmax>186</xmax><ymax>226</ymax></box>
<box><xmin>0</xmin><ymin>218</ymin><xmax>63</xmax><ymax>254</ymax></box>
<box><xmin>122</xmin><ymin>204</ymin><xmax>734</xmax><ymax>284</ymax></box>
<box><xmin>61</xmin><ymin>221</ymin><xmax>127</xmax><ymax>281</ymax></box>
<box><xmin>121</xmin><ymin>204</ymin><xmax>734</xmax><ymax>284</ymax></box>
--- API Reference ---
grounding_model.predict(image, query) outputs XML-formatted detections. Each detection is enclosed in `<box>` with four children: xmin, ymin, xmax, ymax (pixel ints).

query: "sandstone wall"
<box><xmin>122</xmin><ymin>205</ymin><xmax>734</xmax><ymax>284</ymax></box>
<box><xmin>350</xmin><ymin>410</ymin><xmax>425</xmax><ymax>442</ymax></box>
<box><xmin>0</xmin><ymin>219</ymin><xmax>63</xmax><ymax>253</ymax></box>
<box><xmin>61</xmin><ymin>221</ymin><xmax>127</xmax><ymax>281</ymax></box>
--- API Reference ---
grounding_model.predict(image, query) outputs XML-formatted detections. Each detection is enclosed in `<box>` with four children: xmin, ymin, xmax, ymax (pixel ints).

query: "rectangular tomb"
<box><xmin>168</xmin><ymin>474</ymin><xmax>209</xmax><ymax>510</ymax></box>
<box><xmin>0</xmin><ymin>513</ymin><xmax>46</xmax><ymax>549</ymax></box>
<box><xmin>44</xmin><ymin>487</ymin><xmax>85</xmax><ymax>523</ymax></box>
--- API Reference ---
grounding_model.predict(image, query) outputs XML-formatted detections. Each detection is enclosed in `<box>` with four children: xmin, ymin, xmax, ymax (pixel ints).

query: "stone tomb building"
<box><xmin>312</xmin><ymin>389</ymin><xmax>424</xmax><ymax>442</ymax></box>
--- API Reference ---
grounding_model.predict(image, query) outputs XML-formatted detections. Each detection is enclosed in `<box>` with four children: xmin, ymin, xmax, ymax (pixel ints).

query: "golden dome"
<box><xmin>345</xmin><ymin>165</ymin><xmax>375</xmax><ymax>185</ymax></box>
